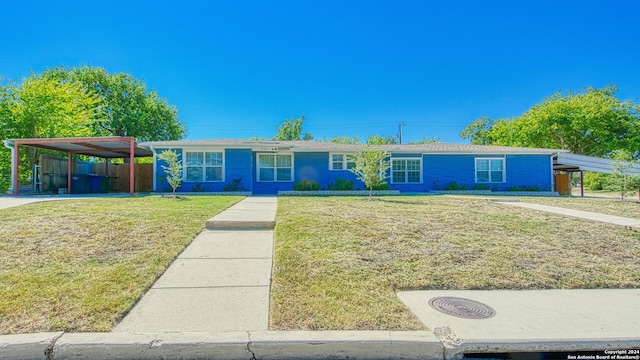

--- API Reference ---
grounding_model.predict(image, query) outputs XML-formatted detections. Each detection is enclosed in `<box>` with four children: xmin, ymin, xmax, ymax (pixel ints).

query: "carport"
<box><xmin>3</xmin><ymin>136</ymin><xmax>153</xmax><ymax>196</ymax></box>
<box><xmin>554</xmin><ymin>152</ymin><xmax>640</xmax><ymax>196</ymax></box>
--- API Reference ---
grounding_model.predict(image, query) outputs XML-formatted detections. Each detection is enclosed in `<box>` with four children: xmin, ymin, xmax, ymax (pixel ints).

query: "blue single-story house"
<box><xmin>138</xmin><ymin>140</ymin><xmax>562</xmax><ymax>195</ymax></box>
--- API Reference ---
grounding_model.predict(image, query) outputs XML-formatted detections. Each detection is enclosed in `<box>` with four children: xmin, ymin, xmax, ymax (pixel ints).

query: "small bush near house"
<box><xmin>328</xmin><ymin>178</ymin><xmax>354</xmax><ymax>191</ymax></box>
<box><xmin>192</xmin><ymin>182</ymin><xmax>208</xmax><ymax>192</ymax></box>
<box><xmin>293</xmin><ymin>179</ymin><xmax>320</xmax><ymax>191</ymax></box>
<box><xmin>224</xmin><ymin>178</ymin><xmax>245</xmax><ymax>192</ymax></box>
<box><xmin>444</xmin><ymin>181</ymin><xmax>468</xmax><ymax>190</ymax></box>
<box><xmin>472</xmin><ymin>184</ymin><xmax>491</xmax><ymax>190</ymax></box>
<box><xmin>507</xmin><ymin>185</ymin><xmax>541</xmax><ymax>192</ymax></box>
<box><xmin>370</xmin><ymin>183</ymin><xmax>391</xmax><ymax>190</ymax></box>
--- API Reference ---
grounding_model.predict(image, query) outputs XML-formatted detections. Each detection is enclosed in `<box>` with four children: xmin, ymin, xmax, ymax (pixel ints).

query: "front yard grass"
<box><xmin>514</xmin><ymin>196</ymin><xmax>640</xmax><ymax>219</ymax></box>
<box><xmin>271</xmin><ymin>196</ymin><xmax>640</xmax><ymax>331</ymax></box>
<box><xmin>0</xmin><ymin>195</ymin><xmax>242</xmax><ymax>334</ymax></box>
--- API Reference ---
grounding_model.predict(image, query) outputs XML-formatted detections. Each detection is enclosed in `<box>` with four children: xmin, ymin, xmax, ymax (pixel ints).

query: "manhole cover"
<box><xmin>428</xmin><ymin>296</ymin><xmax>496</xmax><ymax>319</ymax></box>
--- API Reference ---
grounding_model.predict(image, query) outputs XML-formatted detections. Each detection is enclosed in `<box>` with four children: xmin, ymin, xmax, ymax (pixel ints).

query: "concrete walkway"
<box><xmin>114</xmin><ymin>196</ymin><xmax>277</xmax><ymax>332</ymax></box>
<box><xmin>494</xmin><ymin>200</ymin><xmax>640</xmax><ymax>228</ymax></box>
<box><xmin>399</xmin><ymin>289</ymin><xmax>640</xmax><ymax>356</ymax></box>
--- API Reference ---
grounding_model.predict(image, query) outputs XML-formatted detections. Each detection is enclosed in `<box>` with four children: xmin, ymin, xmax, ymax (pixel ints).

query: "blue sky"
<box><xmin>2</xmin><ymin>1</ymin><xmax>639</xmax><ymax>143</ymax></box>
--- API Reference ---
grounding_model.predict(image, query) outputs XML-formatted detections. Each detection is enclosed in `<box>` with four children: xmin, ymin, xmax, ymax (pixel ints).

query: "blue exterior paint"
<box><xmin>424</xmin><ymin>154</ymin><xmax>552</xmax><ymax>191</ymax></box>
<box><xmin>153</xmin><ymin>147</ymin><xmax>554</xmax><ymax>194</ymax></box>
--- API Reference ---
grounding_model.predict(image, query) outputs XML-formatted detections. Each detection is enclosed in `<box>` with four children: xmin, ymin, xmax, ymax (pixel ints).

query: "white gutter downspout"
<box><xmin>149</xmin><ymin>145</ymin><xmax>157</xmax><ymax>192</ymax></box>
<box><xmin>3</xmin><ymin>140</ymin><xmax>14</xmax><ymax>194</ymax></box>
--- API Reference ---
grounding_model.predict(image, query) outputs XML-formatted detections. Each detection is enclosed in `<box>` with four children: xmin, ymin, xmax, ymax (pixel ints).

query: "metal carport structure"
<box><xmin>3</xmin><ymin>136</ymin><xmax>153</xmax><ymax>196</ymax></box>
<box><xmin>554</xmin><ymin>152</ymin><xmax>640</xmax><ymax>196</ymax></box>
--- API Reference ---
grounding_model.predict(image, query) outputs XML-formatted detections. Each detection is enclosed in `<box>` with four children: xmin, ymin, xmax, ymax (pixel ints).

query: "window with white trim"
<box><xmin>258</xmin><ymin>153</ymin><xmax>293</xmax><ymax>182</ymax></box>
<box><xmin>475</xmin><ymin>158</ymin><xmax>505</xmax><ymax>183</ymax></box>
<box><xmin>185</xmin><ymin>151</ymin><xmax>223</xmax><ymax>182</ymax></box>
<box><xmin>330</xmin><ymin>153</ymin><xmax>356</xmax><ymax>170</ymax></box>
<box><xmin>391</xmin><ymin>158</ymin><xmax>422</xmax><ymax>183</ymax></box>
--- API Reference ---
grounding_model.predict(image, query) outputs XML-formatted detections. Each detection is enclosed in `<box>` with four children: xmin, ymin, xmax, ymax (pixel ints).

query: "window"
<box><xmin>391</xmin><ymin>158</ymin><xmax>422</xmax><ymax>183</ymax></box>
<box><xmin>185</xmin><ymin>151</ymin><xmax>224</xmax><ymax>182</ymax></box>
<box><xmin>330</xmin><ymin>153</ymin><xmax>356</xmax><ymax>170</ymax></box>
<box><xmin>258</xmin><ymin>153</ymin><xmax>293</xmax><ymax>182</ymax></box>
<box><xmin>475</xmin><ymin>158</ymin><xmax>505</xmax><ymax>183</ymax></box>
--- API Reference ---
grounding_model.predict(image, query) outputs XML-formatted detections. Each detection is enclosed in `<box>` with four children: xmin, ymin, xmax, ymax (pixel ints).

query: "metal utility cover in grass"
<box><xmin>428</xmin><ymin>296</ymin><xmax>496</xmax><ymax>319</ymax></box>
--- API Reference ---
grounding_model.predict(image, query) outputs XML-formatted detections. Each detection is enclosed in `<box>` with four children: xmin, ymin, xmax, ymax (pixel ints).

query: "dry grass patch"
<box><xmin>271</xmin><ymin>196</ymin><xmax>640</xmax><ymax>331</ymax></box>
<box><xmin>516</xmin><ymin>196</ymin><xmax>640</xmax><ymax>219</ymax></box>
<box><xmin>0</xmin><ymin>195</ymin><xmax>242</xmax><ymax>334</ymax></box>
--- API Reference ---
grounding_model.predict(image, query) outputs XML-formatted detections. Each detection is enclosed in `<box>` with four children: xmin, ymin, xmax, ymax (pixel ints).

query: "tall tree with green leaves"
<box><xmin>273</xmin><ymin>115</ymin><xmax>312</xmax><ymax>140</ymax></box>
<box><xmin>0</xmin><ymin>73</ymin><xmax>101</xmax><ymax>187</ymax></box>
<box><xmin>460</xmin><ymin>85</ymin><xmax>640</xmax><ymax>157</ymax></box>
<box><xmin>44</xmin><ymin>66</ymin><xmax>186</xmax><ymax>141</ymax></box>
<box><xmin>349</xmin><ymin>147</ymin><xmax>391</xmax><ymax>199</ymax></box>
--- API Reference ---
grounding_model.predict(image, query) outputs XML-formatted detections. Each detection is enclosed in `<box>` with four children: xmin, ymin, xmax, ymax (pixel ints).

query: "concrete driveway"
<box><xmin>0</xmin><ymin>194</ymin><xmax>136</xmax><ymax>210</ymax></box>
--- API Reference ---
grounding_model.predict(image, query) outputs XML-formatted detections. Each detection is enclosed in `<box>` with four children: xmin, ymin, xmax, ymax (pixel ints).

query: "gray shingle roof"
<box><xmin>139</xmin><ymin>139</ymin><xmax>563</xmax><ymax>154</ymax></box>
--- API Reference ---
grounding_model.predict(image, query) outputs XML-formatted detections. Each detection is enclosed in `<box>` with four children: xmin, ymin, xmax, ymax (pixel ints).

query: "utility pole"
<box><xmin>398</xmin><ymin>122</ymin><xmax>406</xmax><ymax>144</ymax></box>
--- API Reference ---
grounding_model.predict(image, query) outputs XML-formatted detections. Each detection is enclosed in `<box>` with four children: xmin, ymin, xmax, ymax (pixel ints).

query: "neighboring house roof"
<box><xmin>139</xmin><ymin>139</ymin><xmax>564</xmax><ymax>155</ymax></box>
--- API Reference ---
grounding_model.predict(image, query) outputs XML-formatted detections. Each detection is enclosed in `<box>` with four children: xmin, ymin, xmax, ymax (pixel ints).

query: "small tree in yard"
<box><xmin>157</xmin><ymin>149</ymin><xmax>182</xmax><ymax>197</ymax></box>
<box><xmin>611</xmin><ymin>150</ymin><xmax>638</xmax><ymax>201</ymax></box>
<box><xmin>350</xmin><ymin>147</ymin><xmax>391</xmax><ymax>199</ymax></box>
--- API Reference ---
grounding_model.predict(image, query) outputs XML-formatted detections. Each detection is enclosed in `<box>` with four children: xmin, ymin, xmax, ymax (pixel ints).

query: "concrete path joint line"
<box><xmin>152</xmin><ymin>285</ymin><xmax>270</xmax><ymax>290</ymax></box>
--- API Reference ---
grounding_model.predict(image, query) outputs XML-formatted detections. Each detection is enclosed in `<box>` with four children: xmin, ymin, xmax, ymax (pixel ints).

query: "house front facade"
<box><xmin>139</xmin><ymin>140</ymin><xmax>560</xmax><ymax>194</ymax></box>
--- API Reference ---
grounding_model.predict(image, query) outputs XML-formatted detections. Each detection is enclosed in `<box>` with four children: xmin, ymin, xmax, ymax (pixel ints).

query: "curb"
<box><xmin>2</xmin><ymin>331</ymin><xmax>640</xmax><ymax>360</ymax></box>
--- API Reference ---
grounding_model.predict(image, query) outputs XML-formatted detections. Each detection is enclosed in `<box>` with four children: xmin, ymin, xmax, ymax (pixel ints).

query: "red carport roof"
<box><xmin>4</xmin><ymin>136</ymin><xmax>153</xmax><ymax>158</ymax></box>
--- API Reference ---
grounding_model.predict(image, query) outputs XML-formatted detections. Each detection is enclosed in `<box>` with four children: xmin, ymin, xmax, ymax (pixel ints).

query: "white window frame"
<box><xmin>390</xmin><ymin>157</ymin><xmax>423</xmax><ymax>184</ymax></box>
<box><xmin>183</xmin><ymin>150</ymin><xmax>225</xmax><ymax>182</ymax></box>
<box><xmin>329</xmin><ymin>153</ymin><xmax>356</xmax><ymax>170</ymax></box>
<box><xmin>257</xmin><ymin>153</ymin><xmax>294</xmax><ymax>182</ymax></box>
<box><xmin>475</xmin><ymin>157</ymin><xmax>506</xmax><ymax>183</ymax></box>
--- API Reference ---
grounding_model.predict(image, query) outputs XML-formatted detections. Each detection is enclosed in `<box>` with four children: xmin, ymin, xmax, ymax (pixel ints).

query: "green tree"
<box><xmin>460</xmin><ymin>85</ymin><xmax>640</xmax><ymax>156</ymax></box>
<box><xmin>367</xmin><ymin>134</ymin><xmax>398</xmax><ymax>145</ymax></box>
<box><xmin>611</xmin><ymin>150</ymin><xmax>638</xmax><ymax>201</ymax></box>
<box><xmin>327</xmin><ymin>135</ymin><xmax>362</xmax><ymax>144</ymax></box>
<box><xmin>274</xmin><ymin>115</ymin><xmax>312</xmax><ymax>140</ymax></box>
<box><xmin>44</xmin><ymin>66</ymin><xmax>186</xmax><ymax>141</ymax></box>
<box><xmin>0</xmin><ymin>73</ymin><xmax>101</xmax><ymax>186</ymax></box>
<box><xmin>349</xmin><ymin>147</ymin><xmax>391</xmax><ymax>199</ymax></box>
<box><xmin>459</xmin><ymin>116</ymin><xmax>495</xmax><ymax>145</ymax></box>
<box><xmin>157</xmin><ymin>149</ymin><xmax>182</xmax><ymax>197</ymax></box>
<box><xmin>409</xmin><ymin>136</ymin><xmax>440</xmax><ymax>144</ymax></box>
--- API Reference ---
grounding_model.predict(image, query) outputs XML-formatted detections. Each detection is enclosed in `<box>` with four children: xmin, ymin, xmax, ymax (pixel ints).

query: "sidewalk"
<box><xmin>494</xmin><ymin>200</ymin><xmax>640</xmax><ymax>228</ymax></box>
<box><xmin>114</xmin><ymin>196</ymin><xmax>277</xmax><ymax>332</ymax></box>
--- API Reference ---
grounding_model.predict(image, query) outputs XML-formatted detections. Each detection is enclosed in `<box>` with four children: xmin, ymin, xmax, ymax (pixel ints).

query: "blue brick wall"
<box><xmin>155</xmin><ymin>148</ymin><xmax>553</xmax><ymax>194</ymax></box>
<box><xmin>154</xmin><ymin>148</ymin><xmax>253</xmax><ymax>192</ymax></box>
<box><xmin>423</xmin><ymin>154</ymin><xmax>553</xmax><ymax>191</ymax></box>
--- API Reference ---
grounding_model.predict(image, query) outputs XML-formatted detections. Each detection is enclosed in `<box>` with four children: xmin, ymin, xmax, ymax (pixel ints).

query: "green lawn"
<box><xmin>271</xmin><ymin>196</ymin><xmax>640</xmax><ymax>331</ymax></box>
<box><xmin>0</xmin><ymin>195</ymin><xmax>242</xmax><ymax>334</ymax></box>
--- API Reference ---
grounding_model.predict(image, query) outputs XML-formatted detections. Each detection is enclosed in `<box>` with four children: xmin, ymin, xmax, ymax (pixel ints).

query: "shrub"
<box><xmin>444</xmin><ymin>181</ymin><xmax>468</xmax><ymax>190</ymax></box>
<box><xmin>371</xmin><ymin>183</ymin><xmax>391</xmax><ymax>191</ymax></box>
<box><xmin>293</xmin><ymin>179</ymin><xmax>320</xmax><ymax>191</ymax></box>
<box><xmin>223</xmin><ymin>178</ymin><xmax>245</xmax><ymax>192</ymax></box>
<box><xmin>507</xmin><ymin>185</ymin><xmax>541</xmax><ymax>192</ymax></box>
<box><xmin>472</xmin><ymin>184</ymin><xmax>491</xmax><ymax>190</ymax></box>
<box><xmin>328</xmin><ymin>178</ymin><xmax>354</xmax><ymax>191</ymax></box>
<box><xmin>192</xmin><ymin>182</ymin><xmax>207</xmax><ymax>192</ymax></box>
